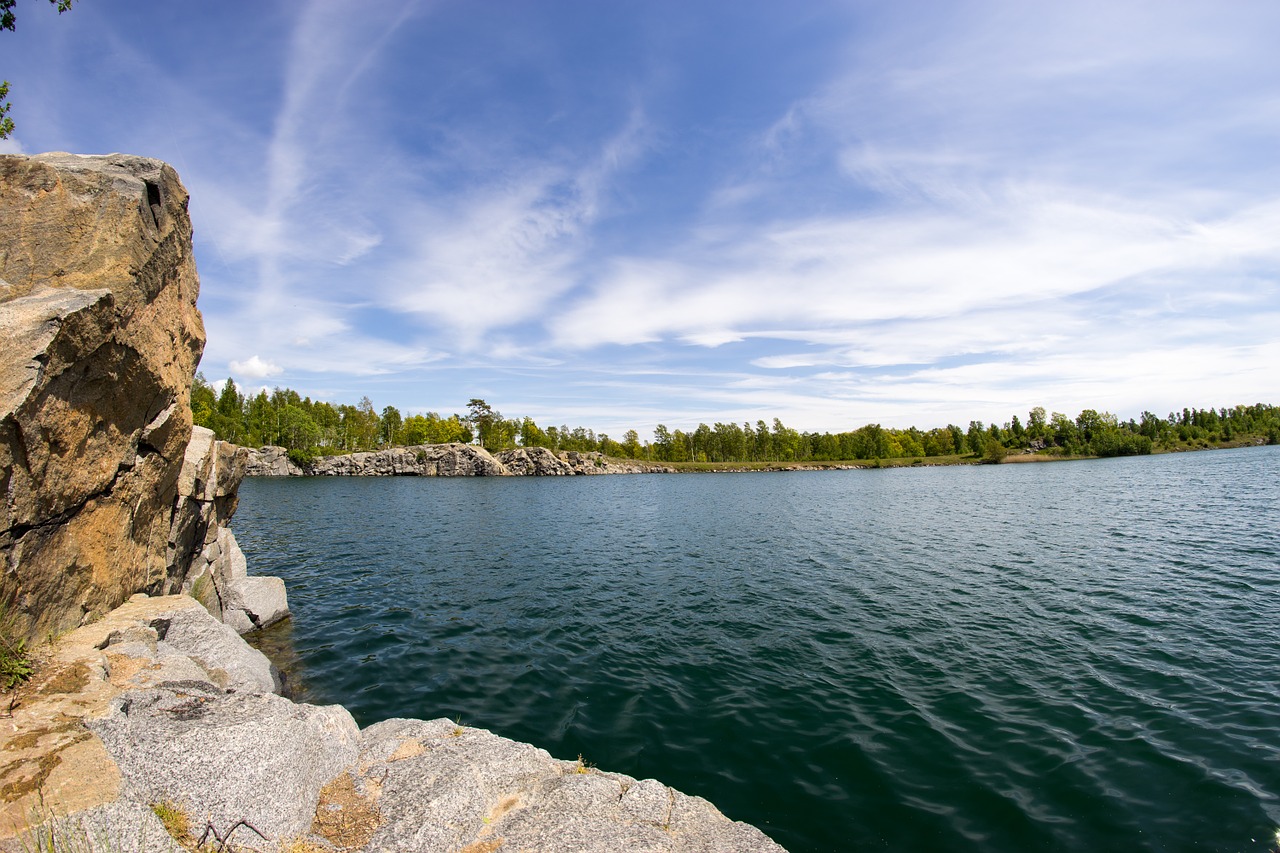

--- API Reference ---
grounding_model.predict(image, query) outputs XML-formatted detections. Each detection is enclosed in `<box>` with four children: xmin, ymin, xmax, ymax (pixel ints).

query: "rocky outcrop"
<box><xmin>494</xmin><ymin>445</ymin><xmax>575</xmax><ymax>475</ymax></box>
<box><xmin>301</xmin><ymin>443</ymin><xmax>507</xmax><ymax>477</ymax></box>
<box><xmin>353</xmin><ymin>718</ymin><xmax>780</xmax><ymax>852</ymax></box>
<box><xmin>245</xmin><ymin>443</ymin><xmax>676</xmax><ymax>477</ymax></box>
<box><xmin>1</xmin><ymin>153</ymin><xmax>205</xmax><ymax>641</ymax></box>
<box><xmin>169</xmin><ymin>426</ymin><xmax>288</xmax><ymax>633</ymax></box>
<box><xmin>244</xmin><ymin>444</ymin><xmax>302</xmax><ymax>476</ymax></box>
<box><xmin>0</xmin><ymin>594</ymin><xmax>785</xmax><ymax>852</ymax></box>
<box><xmin>555</xmin><ymin>450</ymin><xmax>675</xmax><ymax>475</ymax></box>
<box><xmin>1</xmin><ymin>153</ymin><xmax>282</xmax><ymax>639</ymax></box>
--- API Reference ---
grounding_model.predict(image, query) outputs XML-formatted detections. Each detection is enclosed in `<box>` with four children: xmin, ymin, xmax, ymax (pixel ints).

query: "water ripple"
<box><xmin>237</xmin><ymin>446</ymin><xmax>1280</xmax><ymax>852</ymax></box>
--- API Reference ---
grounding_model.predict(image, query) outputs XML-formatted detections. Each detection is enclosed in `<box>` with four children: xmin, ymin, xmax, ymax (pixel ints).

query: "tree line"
<box><xmin>192</xmin><ymin>375</ymin><xmax>1280</xmax><ymax>466</ymax></box>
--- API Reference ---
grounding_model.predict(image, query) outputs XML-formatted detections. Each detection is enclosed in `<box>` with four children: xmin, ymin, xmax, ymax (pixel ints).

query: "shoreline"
<box><xmin>246</xmin><ymin>438</ymin><xmax>1274</xmax><ymax>479</ymax></box>
<box><xmin>1</xmin><ymin>595</ymin><xmax>784</xmax><ymax>852</ymax></box>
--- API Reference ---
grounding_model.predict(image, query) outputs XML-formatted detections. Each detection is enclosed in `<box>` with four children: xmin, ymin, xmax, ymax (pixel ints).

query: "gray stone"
<box><xmin>1</xmin><ymin>801</ymin><xmax>186</xmax><ymax>853</ymax></box>
<box><xmin>244</xmin><ymin>445</ymin><xmax>303</xmax><ymax>476</ymax></box>
<box><xmin>348</xmin><ymin>718</ymin><xmax>784</xmax><ymax>853</ymax></box>
<box><xmin>152</xmin><ymin>601</ymin><xmax>279</xmax><ymax>693</ymax></box>
<box><xmin>89</xmin><ymin>687</ymin><xmax>360</xmax><ymax>848</ymax></box>
<box><xmin>255</xmin><ymin>443</ymin><xmax>675</xmax><ymax>478</ymax></box>
<box><xmin>496</xmin><ymin>446</ymin><xmax>574</xmax><ymax>475</ymax></box>
<box><xmin>223</xmin><ymin>575</ymin><xmax>290</xmax><ymax>633</ymax></box>
<box><xmin>302</xmin><ymin>443</ymin><xmax>509</xmax><ymax>477</ymax></box>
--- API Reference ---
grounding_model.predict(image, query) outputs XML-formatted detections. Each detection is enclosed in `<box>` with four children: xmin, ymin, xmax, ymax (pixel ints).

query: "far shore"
<box><xmin>649</xmin><ymin>438</ymin><xmax>1271</xmax><ymax>474</ymax></box>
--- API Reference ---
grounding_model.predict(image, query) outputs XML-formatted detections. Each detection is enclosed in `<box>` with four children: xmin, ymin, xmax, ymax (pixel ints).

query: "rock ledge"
<box><xmin>0</xmin><ymin>595</ymin><xmax>784</xmax><ymax>853</ymax></box>
<box><xmin>246</xmin><ymin>443</ymin><xmax>675</xmax><ymax>477</ymax></box>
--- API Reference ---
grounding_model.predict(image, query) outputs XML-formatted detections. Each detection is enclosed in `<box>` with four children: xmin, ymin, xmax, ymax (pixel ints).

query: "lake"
<box><xmin>234</xmin><ymin>446</ymin><xmax>1280</xmax><ymax>852</ymax></box>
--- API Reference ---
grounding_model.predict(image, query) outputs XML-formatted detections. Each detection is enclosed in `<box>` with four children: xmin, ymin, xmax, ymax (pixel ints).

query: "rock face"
<box><xmin>243</xmin><ymin>444</ymin><xmax>302</xmax><ymax>477</ymax></box>
<box><xmin>170</xmin><ymin>427</ymin><xmax>288</xmax><ymax>633</ymax></box>
<box><xmin>1</xmin><ymin>153</ymin><xmax>205</xmax><ymax>641</ymax></box>
<box><xmin>496</xmin><ymin>446</ymin><xmax>575</xmax><ymax>475</ymax></box>
<box><xmin>0</xmin><ymin>594</ymin><xmax>784</xmax><ymax>853</ymax></box>
<box><xmin>352</xmin><ymin>717</ymin><xmax>783</xmax><ymax>852</ymax></box>
<box><xmin>245</xmin><ymin>443</ymin><xmax>676</xmax><ymax>477</ymax></box>
<box><xmin>301</xmin><ymin>443</ymin><xmax>509</xmax><ymax>476</ymax></box>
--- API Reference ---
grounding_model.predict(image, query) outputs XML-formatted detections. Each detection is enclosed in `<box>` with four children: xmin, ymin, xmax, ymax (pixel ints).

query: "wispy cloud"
<box><xmin>384</xmin><ymin>108</ymin><xmax>650</xmax><ymax>346</ymax></box>
<box><xmin>8</xmin><ymin>1</ymin><xmax>1277</xmax><ymax>430</ymax></box>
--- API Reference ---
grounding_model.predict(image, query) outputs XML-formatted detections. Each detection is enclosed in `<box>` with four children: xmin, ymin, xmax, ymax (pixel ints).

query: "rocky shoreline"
<box><xmin>246</xmin><ymin>444</ymin><xmax>675</xmax><ymax>477</ymax></box>
<box><xmin>0</xmin><ymin>595</ymin><xmax>783</xmax><ymax>852</ymax></box>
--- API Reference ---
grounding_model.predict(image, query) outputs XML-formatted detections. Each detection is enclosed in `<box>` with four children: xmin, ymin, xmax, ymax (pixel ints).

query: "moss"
<box><xmin>38</xmin><ymin>662</ymin><xmax>90</xmax><ymax>696</ymax></box>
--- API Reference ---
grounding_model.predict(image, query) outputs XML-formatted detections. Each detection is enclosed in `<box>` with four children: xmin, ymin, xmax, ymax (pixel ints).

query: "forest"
<box><xmin>191</xmin><ymin>374</ymin><xmax>1280</xmax><ymax>466</ymax></box>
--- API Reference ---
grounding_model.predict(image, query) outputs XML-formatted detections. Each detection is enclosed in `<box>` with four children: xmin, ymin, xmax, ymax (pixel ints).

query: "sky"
<box><xmin>4</xmin><ymin>0</ymin><xmax>1279</xmax><ymax>436</ymax></box>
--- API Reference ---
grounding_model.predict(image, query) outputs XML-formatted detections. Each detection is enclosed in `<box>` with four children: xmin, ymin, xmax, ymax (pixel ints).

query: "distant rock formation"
<box><xmin>495</xmin><ymin>445</ymin><xmax>575</xmax><ymax>475</ymax></box>
<box><xmin>245</xmin><ymin>443</ymin><xmax>675</xmax><ymax>477</ymax></box>
<box><xmin>243</xmin><ymin>444</ymin><xmax>303</xmax><ymax>476</ymax></box>
<box><xmin>0</xmin><ymin>153</ymin><xmax>279</xmax><ymax>639</ymax></box>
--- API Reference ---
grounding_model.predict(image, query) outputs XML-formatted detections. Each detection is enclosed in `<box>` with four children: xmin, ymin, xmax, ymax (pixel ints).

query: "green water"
<box><xmin>236</xmin><ymin>446</ymin><xmax>1280</xmax><ymax>851</ymax></box>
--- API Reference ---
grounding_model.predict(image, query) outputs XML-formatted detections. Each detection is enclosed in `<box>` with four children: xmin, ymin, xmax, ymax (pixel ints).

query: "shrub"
<box><xmin>1</xmin><ymin>607</ymin><xmax>33</xmax><ymax>689</ymax></box>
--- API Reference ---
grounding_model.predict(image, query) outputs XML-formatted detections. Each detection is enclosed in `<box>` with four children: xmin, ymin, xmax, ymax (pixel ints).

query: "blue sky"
<box><xmin>4</xmin><ymin>0</ymin><xmax>1278</xmax><ymax>435</ymax></box>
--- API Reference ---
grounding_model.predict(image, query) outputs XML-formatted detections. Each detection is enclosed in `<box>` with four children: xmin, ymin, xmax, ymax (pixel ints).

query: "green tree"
<box><xmin>923</xmin><ymin>427</ymin><xmax>954</xmax><ymax>457</ymax></box>
<box><xmin>966</xmin><ymin>421</ymin><xmax>985</xmax><ymax>457</ymax></box>
<box><xmin>467</xmin><ymin>399</ymin><xmax>500</xmax><ymax>448</ymax></box>
<box><xmin>380</xmin><ymin>405</ymin><xmax>402</xmax><ymax>447</ymax></box>
<box><xmin>191</xmin><ymin>372</ymin><xmax>217</xmax><ymax>431</ymax></box>
<box><xmin>1</xmin><ymin>0</ymin><xmax>75</xmax><ymax>139</ymax></box>
<box><xmin>1027</xmin><ymin>407</ymin><xmax>1047</xmax><ymax>440</ymax></box>
<box><xmin>245</xmin><ymin>390</ymin><xmax>275</xmax><ymax>446</ymax></box>
<box><xmin>622</xmin><ymin>429</ymin><xmax>641</xmax><ymax>459</ymax></box>
<box><xmin>652</xmin><ymin>425</ymin><xmax>674</xmax><ymax>461</ymax></box>
<box><xmin>211</xmin><ymin>378</ymin><xmax>246</xmax><ymax>443</ymax></box>
<box><xmin>519</xmin><ymin>416</ymin><xmax>548</xmax><ymax>448</ymax></box>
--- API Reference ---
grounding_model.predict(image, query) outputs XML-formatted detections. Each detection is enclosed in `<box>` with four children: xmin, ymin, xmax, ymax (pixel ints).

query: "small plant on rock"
<box><xmin>1</xmin><ymin>606</ymin><xmax>33</xmax><ymax>689</ymax></box>
<box><xmin>150</xmin><ymin>800</ymin><xmax>192</xmax><ymax>848</ymax></box>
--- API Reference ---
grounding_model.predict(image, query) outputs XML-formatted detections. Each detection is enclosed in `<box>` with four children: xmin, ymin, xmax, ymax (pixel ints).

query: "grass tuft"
<box><xmin>149</xmin><ymin>800</ymin><xmax>192</xmax><ymax>848</ymax></box>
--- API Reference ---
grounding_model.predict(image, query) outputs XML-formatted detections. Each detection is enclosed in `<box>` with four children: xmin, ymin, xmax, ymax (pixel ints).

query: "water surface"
<box><xmin>236</xmin><ymin>446</ymin><xmax>1280</xmax><ymax>852</ymax></box>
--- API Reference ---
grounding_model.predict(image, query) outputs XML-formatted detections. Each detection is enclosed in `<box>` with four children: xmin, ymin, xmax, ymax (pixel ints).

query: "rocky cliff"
<box><xmin>245</xmin><ymin>443</ymin><xmax>675</xmax><ymax>476</ymax></box>
<box><xmin>0</xmin><ymin>153</ymin><xmax>277</xmax><ymax>639</ymax></box>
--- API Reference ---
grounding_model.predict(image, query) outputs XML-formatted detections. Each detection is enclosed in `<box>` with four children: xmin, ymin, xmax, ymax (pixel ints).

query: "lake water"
<box><xmin>234</xmin><ymin>446</ymin><xmax>1280</xmax><ymax>852</ymax></box>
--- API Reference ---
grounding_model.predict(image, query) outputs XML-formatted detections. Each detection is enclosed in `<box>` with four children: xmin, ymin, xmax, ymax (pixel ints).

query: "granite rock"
<box><xmin>244</xmin><ymin>445</ymin><xmax>303</xmax><ymax>476</ymax></box>
<box><xmin>0</xmin><ymin>153</ymin><xmax>204</xmax><ymax>640</ymax></box>
<box><xmin>347</xmin><ymin>717</ymin><xmax>785</xmax><ymax>852</ymax></box>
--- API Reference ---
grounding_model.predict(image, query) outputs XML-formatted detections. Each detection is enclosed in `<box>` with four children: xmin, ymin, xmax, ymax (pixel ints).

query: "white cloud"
<box><xmin>550</xmin><ymin>186</ymin><xmax>1280</xmax><ymax>353</ymax></box>
<box><xmin>229</xmin><ymin>355</ymin><xmax>284</xmax><ymax>379</ymax></box>
<box><xmin>384</xmin><ymin>110</ymin><xmax>651</xmax><ymax>346</ymax></box>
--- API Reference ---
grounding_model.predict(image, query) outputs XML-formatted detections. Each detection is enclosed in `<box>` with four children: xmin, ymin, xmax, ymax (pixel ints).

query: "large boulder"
<box><xmin>1</xmin><ymin>153</ymin><xmax>205</xmax><ymax>640</ymax></box>
<box><xmin>244</xmin><ymin>445</ymin><xmax>303</xmax><ymax>476</ymax></box>
<box><xmin>345</xmin><ymin>717</ymin><xmax>784</xmax><ymax>852</ymax></box>
<box><xmin>301</xmin><ymin>443</ymin><xmax>509</xmax><ymax>476</ymax></box>
<box><xmin>90</xmin><ymin>686</ymin><xmax>360</xmax><ymax>845</ymax></box>
<box><xmin>496</xmin><ymin>446</ymin><xmax>574</xmax><ymax>475</ymax></box>
<box><xmin>0</xmin><ymin>595</ymin><xmax>352</xmax><ymax>847</ymax></box>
